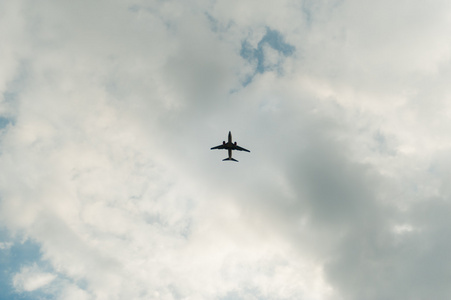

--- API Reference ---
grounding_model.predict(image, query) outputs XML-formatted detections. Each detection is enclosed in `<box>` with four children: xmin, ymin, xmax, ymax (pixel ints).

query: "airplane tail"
<box><xmin>223</xmin><ymin>158</ymin><xmax>238</xmax><ymax>162</ymax></box>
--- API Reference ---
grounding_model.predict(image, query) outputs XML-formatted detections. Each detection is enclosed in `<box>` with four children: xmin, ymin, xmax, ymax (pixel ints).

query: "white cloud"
<box><xmin>2</xmin><ymin>0</ymin><xmax>451</xmax><ymax>299</ymax></box>
<box><xmin>0</xmin><ymin>241</ymin><xmax>13</xmax><ymax>250</ymax></box>
<box><xmin>13</xmin><ymin>264</ymin><xmax>56</xmax><ymax>292</ymax></box>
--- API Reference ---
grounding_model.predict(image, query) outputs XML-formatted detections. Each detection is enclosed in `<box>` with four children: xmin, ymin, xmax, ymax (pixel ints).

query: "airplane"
<box><xmin>211</xmin><ymin>131</ymin><xmax>250</xmax><ymax>162</ymax></box>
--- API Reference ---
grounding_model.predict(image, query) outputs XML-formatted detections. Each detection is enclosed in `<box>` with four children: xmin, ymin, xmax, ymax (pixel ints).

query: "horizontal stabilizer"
<box><xmin>223</xmin><ymin>157</ymin><xmax>238</xmax><ymax>162</ymax></box>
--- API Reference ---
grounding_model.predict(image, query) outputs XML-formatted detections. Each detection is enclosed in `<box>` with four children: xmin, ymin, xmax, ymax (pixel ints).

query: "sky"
<box><xmin>1</xmin><ymin>0</ymin><xmax>451</xmax><ymax>299</ymax></box>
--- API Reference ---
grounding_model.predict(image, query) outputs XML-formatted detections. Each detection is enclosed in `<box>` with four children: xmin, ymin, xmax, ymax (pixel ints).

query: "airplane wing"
<box><xmin>211</xmin><ymin>144</ymin><xmax>226</xmax><ymax>150</ymax></box>
<box><xmin>232</xmin><ymin>144</ymin><xmax>250</xmax><ymax>152</ymax></box>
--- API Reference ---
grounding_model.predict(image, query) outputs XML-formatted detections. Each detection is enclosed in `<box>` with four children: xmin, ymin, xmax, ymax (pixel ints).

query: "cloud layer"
<box><xmin>2</xmin><ymin>0</ymin><xmax>451</xmax><ymax>299</ymax></box>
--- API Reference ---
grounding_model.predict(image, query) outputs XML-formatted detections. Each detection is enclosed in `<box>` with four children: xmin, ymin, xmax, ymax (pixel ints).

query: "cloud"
<box><xmin>0</xmin><ymin>241</ymin><xmax>13</xmax><ymax>250</ymax></box>
<box><xmin>2</xmin><ymin>0</ymin><xmax>451</xmax><ymax>299</ymax></box>
<box><xmin>13</xmin><ymin>264</ymin><xmax>56</xmax><ymax>292</ymax></box>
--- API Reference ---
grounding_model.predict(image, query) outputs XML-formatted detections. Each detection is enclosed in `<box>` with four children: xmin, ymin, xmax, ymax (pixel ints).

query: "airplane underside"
<box><xmin>211</xmin><ymin>131</ymin><xmax>250</xmax><ymax>162</ymax></box>
<box><xmin>223</xmin><ymin>158</ymin><xmax>238</xmax><ymax>162</ymax></box>
<box><xmin>224</xmin><ymin>149</ymin><xmax>238</xmax><ymax>162</ymax></box>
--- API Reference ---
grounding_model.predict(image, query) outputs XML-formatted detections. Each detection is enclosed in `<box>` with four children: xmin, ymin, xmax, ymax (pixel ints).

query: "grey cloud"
<box><xmin>2</xmin><ymin>0</ymin><xmax>451</xmax><ymax>299</ymax></box>
<box><xmin>325</xmin><ymin>198</ymin><xmax>451</xmax><ymax>300</ymax></box>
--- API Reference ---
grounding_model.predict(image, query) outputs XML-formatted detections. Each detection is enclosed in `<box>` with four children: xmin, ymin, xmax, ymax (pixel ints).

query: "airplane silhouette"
<box><xmin>211</xmin><ymin>131</ymin><xmax>250</xmax><ymax>162</ymax></box>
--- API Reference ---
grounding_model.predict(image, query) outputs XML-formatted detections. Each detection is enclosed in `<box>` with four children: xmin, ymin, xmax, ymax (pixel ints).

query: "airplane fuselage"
<box><xmin>210</xmin><ymin>131</ymin><xmax>250</xmax><ymax>162</ymax></box>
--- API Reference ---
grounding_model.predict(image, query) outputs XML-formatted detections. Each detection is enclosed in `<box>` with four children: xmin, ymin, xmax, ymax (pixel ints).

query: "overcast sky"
<box><xmin>2</xmin><ymin>0</ymin><xmax>451</xmax><ymax>299</ymax></box>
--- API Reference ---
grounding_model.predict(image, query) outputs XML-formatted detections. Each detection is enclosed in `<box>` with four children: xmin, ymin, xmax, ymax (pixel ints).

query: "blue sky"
<box><xmin>0</xmin><ymin>230</ymin><xmax>46</xmax><ymax>300</ymax></box>
<box><xmin>240</xmin><ymin>27</ymin><xmax>295</xmax><ymax>85</ymax></box>
<box><xmin>2</xmin><ymin>0</ymin><xmax>451</xmax><ymax>299</ymax></box>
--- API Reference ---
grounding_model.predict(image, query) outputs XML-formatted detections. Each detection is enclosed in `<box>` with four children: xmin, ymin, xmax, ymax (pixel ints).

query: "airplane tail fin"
<box><xmin>223</xmin><ymin>158</ymin><xmax>238</xmax><ymax>162</ymax></box>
